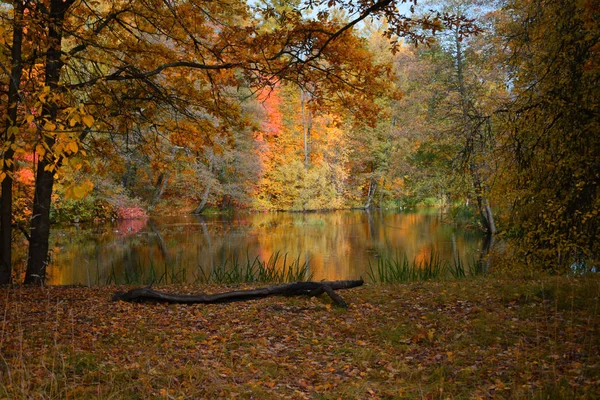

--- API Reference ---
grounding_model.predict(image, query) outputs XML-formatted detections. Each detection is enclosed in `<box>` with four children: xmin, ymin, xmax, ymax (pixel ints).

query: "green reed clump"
<box><xmin>195</xmin><ymin>251</ymin><xmax>313</xmax><ymax>284</ymax></box>
<box><xmin>368</xmin><ymin>251</ymin><xmax>478</xmax><ymax>283</ymax></box>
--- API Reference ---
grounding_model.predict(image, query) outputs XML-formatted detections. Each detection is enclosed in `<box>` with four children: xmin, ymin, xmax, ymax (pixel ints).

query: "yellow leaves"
<box><xmin>36</xmin><ymin>143</ymin><xmax>46</xmax><ymax>159</ymax></box>
<box><xmin>69</xmin><ymin>156</ymin><xmax>83</xmax><ymax>171</ymax></box>
<box><xmin>44</xmin><ymin>120</ymin><xmax>56</xmax><ymax>131</ymax></box>
<box><xmin>82</xmin><ymin>115</ymin><xmax>95</xmax><ymax>128</ymax></box>
<box><xmin>67</xmin><ymin>141</ymin><xmax>78</xmax><ymax>154</ymax></box>
<box><xmin>7</xmin><ymin>125</ymin><xmax>19</xmax><ymax>137</ymax></box>
<box><xmin>65</xmin><ymin>180</ymin><xmax>94</xmax><ymax>200</ymax></box>
<box><xmin>426</xmin><ymin>328</ymin><xmax>435</xmax><ymax>342</ymax></box>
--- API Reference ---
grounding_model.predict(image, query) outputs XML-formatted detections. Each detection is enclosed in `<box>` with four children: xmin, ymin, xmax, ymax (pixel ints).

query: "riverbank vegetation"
<box><xmin>1</xmin><ymin>275</ymin><xmax>598</xmax><ymax>398</ymax></box>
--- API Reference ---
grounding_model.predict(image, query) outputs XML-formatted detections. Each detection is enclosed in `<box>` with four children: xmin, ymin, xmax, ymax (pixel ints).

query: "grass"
<box><xmin>195</xmin><ymin>251</ymin><xmax>313</xmax><ymax>284</ymax></box>
<box><xmin>0</xmin><ymin>275</ymin><xmax>598</xmax><ymax>399</ymax></box>
<box><xmin>367</xmin><ymin>251</ymin><xmax>479</xmax><ymax>283</ymax></box>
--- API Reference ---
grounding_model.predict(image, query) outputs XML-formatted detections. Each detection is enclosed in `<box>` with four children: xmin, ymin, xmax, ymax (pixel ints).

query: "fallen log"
<box><xmin>112</xmin><ymin>280</ymin><xmax>363</xmax><ymax>308</ymax></box>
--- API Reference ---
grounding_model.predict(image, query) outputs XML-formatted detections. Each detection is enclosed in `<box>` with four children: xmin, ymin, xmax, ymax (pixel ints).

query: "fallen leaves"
<box><xmin>0</xmin><ymin>277</ymin><xmax>599</xmax><ymax>398</ymax></box>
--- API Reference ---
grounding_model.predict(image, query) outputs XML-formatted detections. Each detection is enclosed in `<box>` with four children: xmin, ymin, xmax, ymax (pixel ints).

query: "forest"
<box><xmin>1</xmin><ymin>1</ymin><xmax>599</xmax><ymax>398</ymax></box>
<box><xmin>2</xmin><ymin>0</ymin><xmax>598</xmax><ymax>285</ymax></box>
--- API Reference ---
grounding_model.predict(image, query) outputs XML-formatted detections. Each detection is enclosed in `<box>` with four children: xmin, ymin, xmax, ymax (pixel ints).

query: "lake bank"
<box><xmin>1</xmin><ymin>275</ymin><xmax>598</xmax><ymax>398</ymax></box>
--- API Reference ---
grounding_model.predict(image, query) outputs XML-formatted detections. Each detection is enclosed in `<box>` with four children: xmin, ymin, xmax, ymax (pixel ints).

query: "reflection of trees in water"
<box><xmin>45</xmin><ymin>211</ymin><xmax>484</xmax><ymax>285</ymax></box>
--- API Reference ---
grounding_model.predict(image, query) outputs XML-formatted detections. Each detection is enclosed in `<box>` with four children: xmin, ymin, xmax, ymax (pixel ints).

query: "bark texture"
<box><xmin>112</xmin><ymin>280</ymin><xmax>364</xmax><ymax>308</ymax></box>
<box><xmin>0</xmin><ymin>0</ymin><xmax>25</xmax><ymax>284</ymax></box>
<box><xmin>25</xmin><ymin>0</ymin><xmax>74</xmax><ymax>284</ymax></box>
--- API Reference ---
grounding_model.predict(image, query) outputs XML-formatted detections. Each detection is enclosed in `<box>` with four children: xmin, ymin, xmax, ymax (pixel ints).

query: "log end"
<box><xmin>112</xmin><ymin>291</ymin><xmax>127</xmax><ymax>302</ymax></box>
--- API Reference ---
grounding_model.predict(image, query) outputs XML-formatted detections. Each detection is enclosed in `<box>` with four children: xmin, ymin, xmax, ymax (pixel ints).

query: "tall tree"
<box><xmin>0</xmin><ymin>0</ymin><xmax>25</xmax><ymax>284</ymax></box>
<box><xmin>496</xmin><ymin>0</ymin><xmax>600</xmax><ymax>269</ymax></box>
<box><xmin>426</xmin><ymin>0</ymin><xmax>501</xmax><ymax>235</ymax></box>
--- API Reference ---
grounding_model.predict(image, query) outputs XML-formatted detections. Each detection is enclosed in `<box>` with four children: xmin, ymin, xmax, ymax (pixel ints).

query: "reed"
<box><xmin>367</xmin><ymin>251</ymin><xmax>478</xmax><ymax>283</ymax></box>
<box><xmin>195</xmin><ymin>251</ymin><xmax>313</xmax><ymax>284</ymax></box>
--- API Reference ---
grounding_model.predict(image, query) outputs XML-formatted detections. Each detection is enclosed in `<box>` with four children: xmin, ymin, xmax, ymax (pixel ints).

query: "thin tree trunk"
<box><xmin>25</xmin><ymin>0</ymin><xmax>74</xmax><ymax>285</ymax></box>
<box><xmin>150</xmin><ymin>172</ymin><xmax>169</xmax><ymax>208</ymax></box>
<box><xmin>364</xmin><ymin>178</ymin><xmax>377</xmax><ymax>209</ymax></box>
<box><xmin>193</xmin><ymin>181</ymin><xmax>212</xmax><ymax>214</ymax></box>
<box><xmin>150</xmin><ymin>146</ymin><xmax>180</xmax><ymax>209</ymax></box>
<box><xmin>473</xmin><ymin>174</ymin><xmax>496</xmax><ymax>235</ymax></box>
<box><xmin>0</xmin><ymin>0</ymin><xmax>25</xmax><ymax>284</ymax></box>
<box><xmin>193</xmin><ymin>155</ymin><xmax>214</xmax><ymax>214</ymax></box>
<box><xmin>301</xmin><ymin>90</ymin><xmax>312</xmax><ymax>170</ymax></box>
<box><xmin>455</xmin><ymin>26</ymin><xmax>497</xmax><ymax>238</ymax></box>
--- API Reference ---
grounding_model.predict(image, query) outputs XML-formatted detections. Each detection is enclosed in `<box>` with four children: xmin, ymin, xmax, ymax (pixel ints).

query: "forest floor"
<box><xmin>1</xmin><ymin>276</ymin><xmax>599</xmax><ymax>399</ymax></box>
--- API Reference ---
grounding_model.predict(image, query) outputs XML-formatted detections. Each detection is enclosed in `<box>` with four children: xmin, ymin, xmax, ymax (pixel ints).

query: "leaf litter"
<box><xmin>0</xmin><ymin>276</ymin><xmax>599</xmax><ymax>399</ymax></box>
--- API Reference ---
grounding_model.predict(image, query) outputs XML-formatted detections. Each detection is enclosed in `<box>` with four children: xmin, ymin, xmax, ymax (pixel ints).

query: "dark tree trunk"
<box><xmin>25</xmin><ymin>0</ymin><xmax>74</xmax><ymax>285</ymax></box>
<box><xmin>113</xmin><ymin>280</ymin><xmax>364</xmax><ymax>308</ymax></box>
<box><xmin>0</xmin><ymin>1</ymin><xmax>25</xmax><ymax>284</ymax></box>
<box><xmin>219</xmin><ymin>194</ymin><xmax>232</xmax><ymax>210</ymax></box>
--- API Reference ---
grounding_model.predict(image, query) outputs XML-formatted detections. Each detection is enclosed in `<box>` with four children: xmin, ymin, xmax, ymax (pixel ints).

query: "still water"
<box><xmin>42</xmin><ymin>210</ymin><xmax>483</xmax><ymax>285</ymax></box>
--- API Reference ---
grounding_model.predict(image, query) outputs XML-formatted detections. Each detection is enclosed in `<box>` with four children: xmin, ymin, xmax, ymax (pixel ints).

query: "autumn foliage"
<box><xmin>1</xmin><ymin>0</ymin><xmax>598</xmax><ymax>275</ymax></box>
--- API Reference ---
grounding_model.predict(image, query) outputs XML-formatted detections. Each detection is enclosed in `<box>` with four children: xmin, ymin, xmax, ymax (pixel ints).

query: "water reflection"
<box><xmin>43</xmin><ymin>210</ymin><xmax>483</xmax><ymax>285</ymax></box>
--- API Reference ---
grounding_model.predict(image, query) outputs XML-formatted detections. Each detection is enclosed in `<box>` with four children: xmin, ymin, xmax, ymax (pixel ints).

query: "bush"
<box><xmin>51</xmin><ymin>195</ymin><xmax>115</xmax><ymax>223</ymax></box>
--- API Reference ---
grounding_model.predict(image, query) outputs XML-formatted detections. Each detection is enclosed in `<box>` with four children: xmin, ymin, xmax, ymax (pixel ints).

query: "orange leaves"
<box><xmin>81</xmin><ymin>115</ymin><xmax>94</xmax><ymax>128</ymax></box>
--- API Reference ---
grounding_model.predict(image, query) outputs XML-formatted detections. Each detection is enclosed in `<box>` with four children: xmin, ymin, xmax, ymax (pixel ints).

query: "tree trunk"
<box><xmin>219</xmin><ymin>194</ymin><xmax>232</xmax><ymax>210</ymax></box>
<box><xmin>301</xmin><ymin>90</ymin><xmax>312</xmax><ymax>170</ymax></box>
<box><xmin>193</xmin><ymin>181</ymin><xmax>212</xmax><ymax>214</ymax></box>
<box><xmin>364</xmin><ymin>177</ymin><xmax>377</xmax><ymax>209</ymax></box>
<box><xmin>25</xmin><ymin>0</ymin><xmax>74</xmax><ymax>285</ymax></box>
<box><xmin>150</xmin><ymin>172</ymin><xmax>169</xmax><ymax>208</ymax></box>
<box><xmin>473</xmin><ymin>174</ymin><xmax>496</xmax><ymax>235</ymax></box>
<box><xmin>0</xmin><ymin>1</ymin><xmax>25</xmax><ymax>284</ymax></box>
<box><xmin>112</xmin><ymin>280</ymin><xmax>364</xmax><ymax>309</ymax></box>
<box><xmin>455</xmin><ymin>25</ymin><xmax>497</xmax><ymax>239</ymax></box>
<box><xmin>193</xmin><ymin>155</ymin><xmax>214</xmax><ymax>214</ymax></box>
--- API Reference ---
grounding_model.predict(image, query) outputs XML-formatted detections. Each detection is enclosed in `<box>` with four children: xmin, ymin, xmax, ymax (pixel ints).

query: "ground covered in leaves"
<box><xmin>1</xmin><ymin>276</ymin><xmax>599</xmax><ymax>399</ymax></box>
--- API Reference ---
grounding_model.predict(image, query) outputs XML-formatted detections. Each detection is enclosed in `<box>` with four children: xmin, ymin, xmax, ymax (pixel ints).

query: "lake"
<box><xmin>39</xmin><ymin>210</ymin><xmax>483</xmax><ymax>285</ymax></box>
